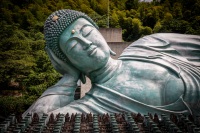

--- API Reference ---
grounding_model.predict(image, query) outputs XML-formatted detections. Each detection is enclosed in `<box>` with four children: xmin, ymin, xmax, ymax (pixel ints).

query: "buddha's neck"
<box><xmin>87</xmin><ymin>58</ymin><xmax>122</xmax><ymax>84</ymax></box>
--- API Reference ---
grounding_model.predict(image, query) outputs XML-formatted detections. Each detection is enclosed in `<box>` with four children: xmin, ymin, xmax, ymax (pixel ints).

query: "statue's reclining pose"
<box><xmin>23</xmin><ymin>9</ymin><xmax>200</xmax><ymax>117</ymax></box>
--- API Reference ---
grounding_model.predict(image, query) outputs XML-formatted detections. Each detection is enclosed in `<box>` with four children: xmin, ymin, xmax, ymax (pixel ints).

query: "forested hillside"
<box><xmin>0</xmin><ymin>0</ymin><xmax>200</xmax><ymax>118</ymax></box>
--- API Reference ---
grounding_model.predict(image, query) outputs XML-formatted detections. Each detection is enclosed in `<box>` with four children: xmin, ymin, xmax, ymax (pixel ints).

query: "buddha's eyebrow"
<box><xmin>80</xmin><ymin>24</ymin><xmax>94</xmax><ymax>32</ymax></box>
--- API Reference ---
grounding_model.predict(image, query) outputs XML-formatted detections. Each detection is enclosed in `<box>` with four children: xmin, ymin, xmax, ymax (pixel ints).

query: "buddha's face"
<box><xmin>59</xmin><ymin>18</ymin><xmax>110</xmax><ymax>74</ymax></box>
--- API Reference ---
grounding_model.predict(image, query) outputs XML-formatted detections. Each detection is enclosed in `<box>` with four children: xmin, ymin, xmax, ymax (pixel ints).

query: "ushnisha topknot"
<box><xmin>44</xmin><ymin>9</ymin><xmax>98</xmax><ymax>63</ymax></box>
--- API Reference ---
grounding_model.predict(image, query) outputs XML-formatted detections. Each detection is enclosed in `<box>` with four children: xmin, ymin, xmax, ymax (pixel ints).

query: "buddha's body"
<box><xmin>23</xmin><ymin>10</ymin><xmax>200</xmax><ymax>117</ymax></box>
<box><xmin>49</xmin><ymin>58</ymin><xmax>188</xmax><ymax>115</ymax></box>
<box><xmin>100</xmin><ymin>59</ymin><xmax>184</xmax><ymax>107</ymax></box>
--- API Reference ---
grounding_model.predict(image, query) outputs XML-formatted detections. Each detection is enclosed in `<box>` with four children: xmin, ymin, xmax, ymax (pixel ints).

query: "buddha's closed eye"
<box><xmin>67</xmin><ymin>40</ymin><xmax>78</xmax><ymax>52</ymax></box>
<box><xmin>82</xmin><ymin>26</ymin><xmax>94</xmax><ymax>37</ymax></box>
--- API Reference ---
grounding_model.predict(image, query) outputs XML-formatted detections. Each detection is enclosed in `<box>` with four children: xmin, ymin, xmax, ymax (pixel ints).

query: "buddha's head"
<box><xmin>44</xmin><ymin>9</ymin><xmax>115</xmax><ymax>82</ymax></box>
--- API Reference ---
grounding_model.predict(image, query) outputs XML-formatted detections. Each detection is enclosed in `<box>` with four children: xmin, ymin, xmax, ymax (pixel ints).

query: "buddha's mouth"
<box><xmin>87</xmin><ymin>45</ymin><xmax>97</xmax><ymax>56</ymax></box>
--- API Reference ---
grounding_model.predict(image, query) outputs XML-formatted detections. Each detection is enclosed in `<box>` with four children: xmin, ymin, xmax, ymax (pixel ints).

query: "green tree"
<box><xmin>125</xmin><ymin>0</ymin><xmax>139</xmax><ymax>10</ymax></box>
<box><xmin>141</xmin><ymin>26</ymin><xmax>153</xmax><ymax>36</ymax></box>
<box><xmin>143</xmin><ymin>12</ymin><xmax>157</xmax><ymax>29</ymax></box>
<box><xmin>110</xmin><ymin>10</ymin><xmax>120</xmax><ymax>28</ymax></box>
<box><xmin>1</xmin><ymin>0</ymin><xmax>200</xmax><ymax>118</ymax></box>
<box><xmin>191</xmin><ymin>16</ymin><xmax>200</xmax><ymax>34</ymax></box>
<box><xmin>153</xmin><ymin>21</ymin><xmax>162</xmax><ymax>33</ymax></box>
<box><xmin>172</xmin><ymin>2</ymin><xmax>183</xmax><ymax>19</ymax></box>
<box><xmin>0</xmin><ymin>21</ymin><xmax>60</xmax><ymax>96</ymax></box>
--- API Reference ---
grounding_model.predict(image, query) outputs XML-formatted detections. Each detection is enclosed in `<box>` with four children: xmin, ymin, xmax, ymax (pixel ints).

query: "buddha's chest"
<box><xmin>104</xmin><ymin>60</ymin><xmax>184</xmax><ymax>106</ymax></box>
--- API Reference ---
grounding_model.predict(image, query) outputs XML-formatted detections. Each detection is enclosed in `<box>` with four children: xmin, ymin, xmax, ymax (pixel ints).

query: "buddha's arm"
<box><xmin>22</xmin><ymin>74</ymin><xmax>78</xmax><ymax>117</ymax></box>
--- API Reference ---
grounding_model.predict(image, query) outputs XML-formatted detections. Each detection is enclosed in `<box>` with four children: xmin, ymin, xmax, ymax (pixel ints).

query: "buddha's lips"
<box><xmin>87</xmin><ymin>45</ymin><xmax>97</xmax><ymax>56</ymax></box>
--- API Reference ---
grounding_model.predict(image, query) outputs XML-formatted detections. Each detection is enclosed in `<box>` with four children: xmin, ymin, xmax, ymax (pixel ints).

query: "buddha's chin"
<box><xmin>94</xmin><ymin>51</ymin><xmax>109</xmax><ymax>63</ymax></box>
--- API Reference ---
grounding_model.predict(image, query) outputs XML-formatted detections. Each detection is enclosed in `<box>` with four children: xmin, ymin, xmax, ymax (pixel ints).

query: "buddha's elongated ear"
<box><xmin>109</xmin><ymin>47</ymin><xmax>116</xmax><ymax>56</ymax></box>
<box><xmin>80</xmin><ymin>73</ymin><xmax>86</xmax><ymax>84</ymax></box>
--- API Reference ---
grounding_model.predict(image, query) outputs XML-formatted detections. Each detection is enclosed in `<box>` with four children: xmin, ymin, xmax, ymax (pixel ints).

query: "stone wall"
<box><xmin>99</xmin><ymin>28</ymin><xmax>122</xmax><ymax>42</ymax></box>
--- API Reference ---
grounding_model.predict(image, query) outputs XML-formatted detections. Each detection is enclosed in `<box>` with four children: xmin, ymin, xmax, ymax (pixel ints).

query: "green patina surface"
<box><xmin>23</xmin><ymin>9</ymin><xmax>200</xmax><ymax>117</ymax></box>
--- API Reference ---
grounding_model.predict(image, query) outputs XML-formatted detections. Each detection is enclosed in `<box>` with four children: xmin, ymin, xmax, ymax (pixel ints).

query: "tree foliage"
<box><xmin>0</xmin><ymin>0</ymin><xmax>200</xmax><ymax>118</ymax></box>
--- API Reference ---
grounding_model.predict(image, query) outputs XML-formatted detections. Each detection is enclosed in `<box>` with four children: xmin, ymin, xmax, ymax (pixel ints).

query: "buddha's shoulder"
<box><xmin>120</xmin><ymin>60</ymin><xmax>179</xmax><ymax>80</ymax></box>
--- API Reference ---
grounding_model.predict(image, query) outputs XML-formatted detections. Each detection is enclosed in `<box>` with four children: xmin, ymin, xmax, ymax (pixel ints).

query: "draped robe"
<box><xmin>24</xmin><ymin>33</ymin><xmax>200</xmax><ymax>117</ymax></box>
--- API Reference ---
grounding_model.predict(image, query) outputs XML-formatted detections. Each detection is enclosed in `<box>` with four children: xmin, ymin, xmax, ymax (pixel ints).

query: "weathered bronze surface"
<box><xmin>23</xmin><ymin>9</ymin><xmax>200</xmax><ymax>117</ymax></box>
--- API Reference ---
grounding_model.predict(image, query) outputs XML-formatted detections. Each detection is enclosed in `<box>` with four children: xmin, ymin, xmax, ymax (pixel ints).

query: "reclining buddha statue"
<box><xmin>23</xmin><ymin>9</ymin><xmax>200</xmax><ymax>117</ymax></box>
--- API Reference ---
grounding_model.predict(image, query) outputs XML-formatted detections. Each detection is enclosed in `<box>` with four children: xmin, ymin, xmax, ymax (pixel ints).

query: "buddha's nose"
<box><xmin>80</xmin><ymin>37</ymin><xmax>92</xmax><ymax>50</ymax></box>
<box><xmin>73</xmin><ymin>34</ymin><xmax>92</xmax><ymax>50</ymax></box>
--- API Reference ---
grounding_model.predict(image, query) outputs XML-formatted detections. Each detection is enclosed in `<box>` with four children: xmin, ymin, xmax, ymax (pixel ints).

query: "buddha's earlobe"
<box><xmin>80</xmin><ymin>73</ymin><xmax>86</xmax><ymax>84</ymax></box>
<box><xmin>109</xmin><ymin>48</ymin><xmax>116</xmax><ymax>56</ymax></box>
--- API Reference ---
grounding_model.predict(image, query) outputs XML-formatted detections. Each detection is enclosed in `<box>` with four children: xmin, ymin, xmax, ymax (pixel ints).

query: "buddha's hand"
<box><xmin>45</xmin><ymin>47</ymin><xmax>80</xmax><ymax>82</ymax></box>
